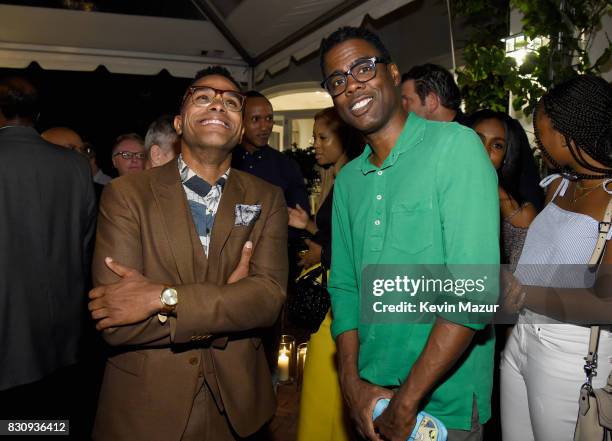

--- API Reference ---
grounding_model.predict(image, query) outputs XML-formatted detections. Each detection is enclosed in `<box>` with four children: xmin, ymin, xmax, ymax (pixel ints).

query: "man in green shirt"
<box><xmin>320</xmin><ymin>27</ymin><xmax>499</xmax><ymax>440</ymax></box>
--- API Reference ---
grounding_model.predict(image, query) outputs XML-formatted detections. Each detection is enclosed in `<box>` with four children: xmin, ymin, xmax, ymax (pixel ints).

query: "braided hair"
<box><xmin>537</xmin><ymin>75</ymin><xmax>612</xmax><ymax>177</ymax></box>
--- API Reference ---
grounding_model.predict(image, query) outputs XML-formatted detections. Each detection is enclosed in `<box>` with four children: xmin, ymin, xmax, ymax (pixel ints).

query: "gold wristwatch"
<box><xmin>158</xmin><ymin>287</ymin><xmax>178</xmax><ymax>323</ymax></box>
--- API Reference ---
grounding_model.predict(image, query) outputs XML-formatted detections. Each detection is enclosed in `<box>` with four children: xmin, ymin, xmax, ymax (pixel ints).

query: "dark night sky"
<box><xmin>0</xmin><ymin>62</ymin><xmax>191</xmax><ymax>175</ymax></box>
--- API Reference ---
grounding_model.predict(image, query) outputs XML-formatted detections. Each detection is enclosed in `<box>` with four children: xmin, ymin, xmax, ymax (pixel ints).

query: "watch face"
<box><xmin>161</xmin><ymin>288</ymin><xmax>178</xmax><ymax>306</ymax></box>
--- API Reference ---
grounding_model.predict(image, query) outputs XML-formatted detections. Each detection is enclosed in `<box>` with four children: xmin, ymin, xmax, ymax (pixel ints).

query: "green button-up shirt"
<box><xmin>329</xmin><ymin>113</ymin><xmax>500</xmax><ymax>430</ymax></box>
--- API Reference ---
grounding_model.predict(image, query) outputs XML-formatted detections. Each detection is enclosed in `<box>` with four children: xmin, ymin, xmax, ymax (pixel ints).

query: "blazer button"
<box><xmin>189</xmin><ymin>357</ymin><xmax>199</xmax><ymax>366</ymax></box>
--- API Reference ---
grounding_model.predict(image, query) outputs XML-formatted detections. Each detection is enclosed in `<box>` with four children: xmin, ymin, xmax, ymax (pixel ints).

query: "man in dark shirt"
<box><xmin>232</xmin><ymin>91</ymin><xmax>309</xmax><ymax>212</ymax></box>
<box><xmin>0</xmin><ymin>77</ymin><xmax>96</xmax><ymax>431</ymax></box>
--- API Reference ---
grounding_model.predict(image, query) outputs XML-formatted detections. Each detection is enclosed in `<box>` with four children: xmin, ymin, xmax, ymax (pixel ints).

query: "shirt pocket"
<box><xmin>389</xmin><ymin>199</ymin><xmax>433</xmax><ymax>254</ymax></box>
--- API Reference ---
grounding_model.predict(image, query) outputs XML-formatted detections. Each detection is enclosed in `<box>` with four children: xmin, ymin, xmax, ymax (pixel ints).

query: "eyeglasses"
<box><xmin>183</xmin><ymin>86</ymin><xmax>246</xmax><ymax>112</ymax></box>
<box><xmin>113</xmin><ymin>151</ymin><xmax>146</xmax><ymax>160</ymax></box>
<box><xmin>321</xmin><ymin>56</ymin><xmax>390</xmax><ymax>97</ymax></box>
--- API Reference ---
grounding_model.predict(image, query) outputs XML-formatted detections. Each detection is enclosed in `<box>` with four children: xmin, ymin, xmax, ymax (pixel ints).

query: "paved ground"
<box><xmin>269</xmin><ymin>383</ymin><xmax>301</xmax><ymax>441</ymax></box>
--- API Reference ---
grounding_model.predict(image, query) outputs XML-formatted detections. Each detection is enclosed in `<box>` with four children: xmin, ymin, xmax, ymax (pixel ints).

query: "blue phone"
<box><xmin>372</xmin><ymin>398</ymin><xmax>448</xmax><ymax>441</ymax></box>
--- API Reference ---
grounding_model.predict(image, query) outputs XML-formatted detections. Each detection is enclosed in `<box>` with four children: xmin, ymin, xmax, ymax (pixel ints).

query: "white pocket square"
<box><xmin>234</xmin><ymin>204</ymin><xmax>261</xmax><ymax>226</ymax></box>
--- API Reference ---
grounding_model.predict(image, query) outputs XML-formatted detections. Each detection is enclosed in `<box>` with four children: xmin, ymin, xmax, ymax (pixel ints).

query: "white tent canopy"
<box><xmin>0</xmin><ymin>0</ymin><xmax>414</xmax><ymax>84</ymax></box>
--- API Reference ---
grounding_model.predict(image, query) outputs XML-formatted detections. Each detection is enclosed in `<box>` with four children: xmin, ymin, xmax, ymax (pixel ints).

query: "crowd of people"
<box><xmin>0</xmin><ymin>24</ymin><xmax>611</xmax><ymax>441</ymax></box>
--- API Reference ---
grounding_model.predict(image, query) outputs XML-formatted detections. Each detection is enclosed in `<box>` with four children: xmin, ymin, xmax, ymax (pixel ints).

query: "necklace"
<box><xmin>572</xmin><ymin>180</ymin><xmax>602</xmax><ymax>204</ymax></box>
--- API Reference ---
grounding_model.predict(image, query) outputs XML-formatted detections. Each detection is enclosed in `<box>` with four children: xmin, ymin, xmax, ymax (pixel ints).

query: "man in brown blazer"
<box><xmin>88</xmin><ymin>66</ymin><xmax>288</xmax><ymax>441</ymax></box>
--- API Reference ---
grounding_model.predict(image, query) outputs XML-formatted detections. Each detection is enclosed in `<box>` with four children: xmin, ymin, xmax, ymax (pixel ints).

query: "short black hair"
<box><xmin>191</xmin><ymin>66</ymin><xmax>241</xmax><ymax>91</ymax></box>
<box><xmin>319</xmin><ymin>26</ymin><xmax>391</xmax><ymax>75</ymax></box>
<box><xmin>540</xmin><ymin>75</ymin><xmax>612</xmax><ymax>170</ymax></box>
<box><xmin>245</xmin><ymin>90</ymin><xmax>264</xmax><ymax>98</ymax></box>
<box><xmin>402</xmin><ymin>64</ymin><xmax>461</xmax><ymax>112</ymax></box>
<box><xmin>0</xmin><ymin>77</ymin><xmax>39</xmax><ymax>121</ymax></box>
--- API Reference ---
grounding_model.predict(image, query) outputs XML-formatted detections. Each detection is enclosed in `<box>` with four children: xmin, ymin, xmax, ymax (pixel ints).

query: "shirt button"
<box><xmin>374</xmin><ymin>219</ymin><xmax>381</xmax><ymax>226</ymax></box>
<box><xmin>377</xmin><ymin>171</ymin><xmax>383</xmax><ymax>176</ymax></box>
<box><xmin>189</xmin><ymin>357</ymin><xmax>199</xmax><ymax>366</ymax></box>
<box><xmin>249</xmin><ymin>165</ymin><xmax>253</xmax><ymax>169</ymax></box>
<box><xmin>376</xmin><ymin>195</ymin><xmax>382</xmax><ymax>200</ymax></box>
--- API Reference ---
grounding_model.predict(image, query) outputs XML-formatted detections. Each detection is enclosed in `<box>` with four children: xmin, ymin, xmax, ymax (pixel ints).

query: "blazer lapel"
<box><xmin>150</xmin><ymin>160</ymin><xmax>207</xmax><ymax>284</ymax></box>
<box><xmin>207</xmin><ymin>171</ymin><xmax>244</xmax><ymax>278</ymax></box>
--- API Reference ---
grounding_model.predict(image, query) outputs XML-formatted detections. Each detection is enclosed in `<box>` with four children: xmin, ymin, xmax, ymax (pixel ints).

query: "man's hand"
<box><xmin>342</xmin><ymin>377</ymin><xmax>393</xmax><ymax>440</ymax></box>
<box><xmin>88</xmin><ymin>257</ymin><xmax>164</xmax><ymax>331</ymax></box>
<box><xmin>227</xmin><ymin>241</ymin><xmax>253</xmax><ymax>284</ymax></box>
<box><xmin>373</xmin><ymin>393</ymin><xmax>417</xmax><ymax>441</ymax></box>
<box><xmin>298</xmin><ymin>239</ymin><xmax>322</xmax><ymax>267</ymax></box>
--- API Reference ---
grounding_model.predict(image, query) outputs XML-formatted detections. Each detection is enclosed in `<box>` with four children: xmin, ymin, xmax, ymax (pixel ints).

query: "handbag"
<box><xmin>286</xmin><ymin>263</ymin><xmax>330</xmax><ymax>333</ymax></box>
<box><xmin>574</xmin><ymin>197</ymin><xmax>612</xmax><ymax>441</ymax></box>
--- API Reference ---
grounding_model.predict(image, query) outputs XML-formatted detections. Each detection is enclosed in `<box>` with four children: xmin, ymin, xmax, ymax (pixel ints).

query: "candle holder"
<box><xmin>297</xmin><ymin>342</ymin><xmax>308</xmax><ymax>387</ymax></box>
<box><xmin>277</xmin><ymin>334</ymin><xmax>295</xmax><ymax>384</ymax></box>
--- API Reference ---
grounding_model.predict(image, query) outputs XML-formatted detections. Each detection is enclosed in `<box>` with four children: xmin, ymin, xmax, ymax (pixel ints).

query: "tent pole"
<box><xmin>446</xmin><ymin>0</ymin><xmax>457</xmax><ymax>72</ymax></box>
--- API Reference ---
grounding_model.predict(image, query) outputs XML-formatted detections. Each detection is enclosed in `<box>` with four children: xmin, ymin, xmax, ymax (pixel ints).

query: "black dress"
<box><xmin>312</xmin><ymin>186</ymin><xmax>333</xmax><ymax>269</ymax></box>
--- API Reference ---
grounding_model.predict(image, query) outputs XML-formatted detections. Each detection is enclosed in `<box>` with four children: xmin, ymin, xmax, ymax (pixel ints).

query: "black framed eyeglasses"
<box><xmin>113</xmin><ymin>151</ymin><xmax>146</xmax><ymax>160</ymax></box>
<box><xmin>183</xmin><ymin>86</ymin><xmax>246</xmax><ymax>112</ymax></box>
<box><xmin>321</xmin><ymin>56</ymin><xmax>390</xmax><ymax>97</ymax></box>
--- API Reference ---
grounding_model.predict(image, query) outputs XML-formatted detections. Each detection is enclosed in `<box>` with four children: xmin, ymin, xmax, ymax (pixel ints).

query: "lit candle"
<box><xmin>278</xmin><ymin>352</ymin><xmax>290</xmax><ymax>382</ymax></box>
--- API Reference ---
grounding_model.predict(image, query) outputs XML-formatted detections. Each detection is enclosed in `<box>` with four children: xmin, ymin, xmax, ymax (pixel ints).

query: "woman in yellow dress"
<box><xmin>289</xmin><ymin>107</ymin><xmax>363</xmax><ymax>441</ymax></box>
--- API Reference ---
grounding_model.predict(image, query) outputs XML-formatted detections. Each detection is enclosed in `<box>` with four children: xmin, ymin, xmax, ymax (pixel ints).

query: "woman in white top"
<box><xmin>500</xmin><ymin>75</ymin><xmax>612</xmax><ymax>441</ymax></box>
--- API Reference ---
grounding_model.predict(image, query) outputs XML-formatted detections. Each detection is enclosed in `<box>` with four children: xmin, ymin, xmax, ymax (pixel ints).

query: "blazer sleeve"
<box><xmin>81</xmin><ymin>159</ymin><xmax>98</xmax><ymax>288</ymax></box>
<box><xmin>93</xmin><ymin>180</ymin><xmax>288</xmax><ymax>347</ymax></box>
<box><xmin>92</xmin><ymin>180</ymin><xmax>173</xmax><ymax>347</ymax></box>
<box><xmin>171</xmin><ymin>187</ymin><xmax>288</xmax><ymax>343</ymax></box>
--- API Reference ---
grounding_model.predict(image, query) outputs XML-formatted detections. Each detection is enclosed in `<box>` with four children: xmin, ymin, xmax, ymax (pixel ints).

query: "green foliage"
<box><xmin>454</xmin><ymin>0</ymin><xmax>611</xmax><ymax>117</ymax></box>
<box><xmin>510</xmin><ymin>0</ymin><xmax>611</xmax><ymax>114</ymax></box>
<box><xmin>457</xmin><ymin>44</ymin><xmax>519</xmax><ymax>113</ymax></box>
<box><xmin>450</xmin><ymin>0</ymin><xmax>510</xmax><ymax>45</ymax></box>
<box><xmin>453</xmin><ymin>0</ymin><xmax>514</xmax><ymax>112</ymax></box>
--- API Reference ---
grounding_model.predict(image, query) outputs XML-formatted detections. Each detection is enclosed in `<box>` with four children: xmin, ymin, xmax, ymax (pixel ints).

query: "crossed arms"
<box><xmin>88</xmin><ymin>180</ymin><xmax>288</xmax><ymax>347</ymax></box>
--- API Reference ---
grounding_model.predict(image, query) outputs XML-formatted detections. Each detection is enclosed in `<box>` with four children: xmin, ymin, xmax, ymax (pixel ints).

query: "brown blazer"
<box><xmin>91</xmin><ymin>159</ymin><xmax>288</xmax><ymax>441</ymax></box>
